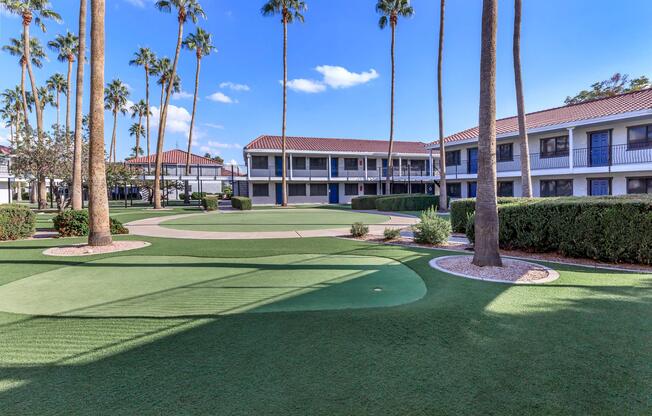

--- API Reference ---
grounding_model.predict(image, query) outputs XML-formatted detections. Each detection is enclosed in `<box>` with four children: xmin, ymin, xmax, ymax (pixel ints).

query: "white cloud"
<box><xmin>173</xmin><ymin>90</ymin><xmax>193</xmax><ymax>100</ymax></box>
<box><xmin>285</xmin><ymin>78</ymin><xmax>327</xmax><ymax>94</ymax></box>
<box><xmin>203</xmin><ymin>123</ymin><xmax>224</xmax><ymax>130</ymax></box>
<box><xmin>124</xmin><ymin>0</ymin><xmax>148</xmax><ymax>7</ymax></box>
<box><xmin>207</xmin><ymin>140</ymin><xmax>241</xmax><ymax>149</ymax></box>
<box><xmin>0</xmin><ymin>127</ymin><xmax>10</xmax><ymax>146</ymax></box>
<box><xmin>220</xmin><ymin>82</ymin><xmax>250</xmax><ymax>92</ymax></box>
<box><xmin>207</xmin><ymin>92</ymin><xmax>237</xmax><ymax>104</ymax></box>
<box><xmin>150</xmin><ymin>104</ymin><xmax>192</xmax><ymax>134</ymax></box>
<box><xmin>227</xmin><ymin>159</ymin><xmax>240</xmax><ymax>166</ymax></box>
<box><xmin>315</xmin><ymin>65</ymin><xmax>379</xmax><ymax>89</ymax></box>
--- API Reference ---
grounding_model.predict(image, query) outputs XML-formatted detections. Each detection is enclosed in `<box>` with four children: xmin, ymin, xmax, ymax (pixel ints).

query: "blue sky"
<box><xmin>1</xmin><ymin>0</ymin><xmax>652</xmax><ymax>165</ymax></box>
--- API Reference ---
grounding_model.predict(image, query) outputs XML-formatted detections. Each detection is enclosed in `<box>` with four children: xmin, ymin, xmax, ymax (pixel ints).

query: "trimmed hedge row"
<box><xmin>450</xmin><ymin>197</ymin><xmax>534</xmax><ymax>232</ymax></box>
<box><xmin>351</xmin><ymin>194</ymin><xmax>436</xmax><ymax>211</ymax></box>
<box><xmin>53</xmin><ymin>210</ymin><xmax>129</xmax><ymax>237</ymax></box>
<box><xmin>0</xmin><ymin>204</ymin><xmax>36</xmax><ymax>240</ymax></box>
<box><xmin>202</xmin><ymin>196</ymin><xmax>219</xmax><ymax>211</ymax></box>
<box><xmin>351</xmin><ymin>195</ymin><xmax>384</xmax><ymax>210</ymax></box>
<box><xmin>464</xmin><ymin>196</ymin><xmax>652</xmax><ymax>264</ymax></box>
<box><xmin>231</xmin><ymin>196</ymin><xmax>252</xmax><ymax>210</ymax></box>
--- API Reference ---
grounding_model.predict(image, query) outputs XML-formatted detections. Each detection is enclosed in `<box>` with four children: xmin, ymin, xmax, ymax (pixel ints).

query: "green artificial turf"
<box><xmin>160</xmin><ymin>208</ymin><xmax>391</xmax><ymax>232</ymax></box>
<box><xmin>0</xmin><ymin>236</ymin><xmax>650</xmax><ymax>415</ymax></box>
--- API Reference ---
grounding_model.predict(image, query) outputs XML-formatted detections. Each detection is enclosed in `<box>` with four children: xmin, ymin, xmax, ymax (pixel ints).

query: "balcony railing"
<box><xmin>248</xmin><ymin>166</ymin><xmax>436</xmax><ymax>180</ymax></box>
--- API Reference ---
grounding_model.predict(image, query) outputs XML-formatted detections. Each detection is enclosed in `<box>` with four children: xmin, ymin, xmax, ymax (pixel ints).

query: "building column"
<box><xmin>567</xmin><ymin>127</ymin><xmax>575</xmax><ymax>171</ymax></box>
<box><xmin>247</xmin><ymin>155</ymin><xmax>251</xmax><ymax>179</ymax></box>
<box><xmin>429</xmin><ymin>150</ymin><xmax>434</xmax><ymax>176</ymax></box>
<box><xmin>327</xmin><ymin>155</ymin><xmax>332</xmax><ymax>180</ymax></box>
<box><xmin>364</xmin><ymin>156</ymin><xmax>368</xmax><ymax>180</ymax></box>
<box><xmin>289</xmin><ymin>155</ymin><xmax>293</xmax><ymax>180</ymax></box>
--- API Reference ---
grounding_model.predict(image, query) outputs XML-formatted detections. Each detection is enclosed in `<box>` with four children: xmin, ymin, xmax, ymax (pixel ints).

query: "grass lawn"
<box><xmin>160</xmin><ymin>208</ymin><xmax>391</xmax><ymax>232</ymax></box>
<box><xmin>0</xmin><ymin>236</ymin><xmax>650</xmax><ymax>414</ymax></box>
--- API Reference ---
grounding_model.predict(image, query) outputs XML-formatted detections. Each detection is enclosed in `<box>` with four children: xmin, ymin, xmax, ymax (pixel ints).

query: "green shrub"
<box><xmin>178</xmin><ymin>193</ymin><xmax>186</xmax><ymax>200</ymax></box>
<box><xmin>223</xmin><ymin>186</ymin><xmax>233</xmax><ymax>199</ymax></box>
<box><xmin>350</xmin><ymin>222</ymin><xmax>369</xmax><ymax>238</ymax></box>
<box><xmin>53</xmin><ymin>210</ymin><xmax>129</xmax><ymax>237</ymax></box>
<box><xmin>202</xmin><ymin>196</ymin><xmax>219</xmax><ymax>211</ymax></box>
<box><xmin>383</xmin><ymin>227</ymin><xmax>401</xmax><ymax>240</ymax></box>
<box><xmin>231</xmin><ymin>196</ymin><xmax>252</xmax><ymax>211</ymax></box>
<box><xmin>351</xmin><ymin>195</ymin><xmax>382</xmax><ymax>210</ymax></box>
<box><xmin>375</xmin><ymin>194</ymin><xmax>439</xmax><ymax>212</ymax></box>
<box><xmin>191</xmin><ymin>192</ymin><xmax>207</xmax><ymax>200</ymax></box>
<box><xmin>351</xmin><ymin>193</ymin><xmax>429</xmax><ymax>211</ymax></box>
<box><xmin>450</xmin><ymin>197</ymin><xmax>534</xmax><ymax>232</ymax></box>
<box><xmin>465</xmin><ymin>212</ymin><xmax>475</xmax><ymax>244</ymax></box>
<box><xmin>0</xmin><ymin>204</ymin><xmax>36</xmax><ymax>240</ymax></box>
<box><xmin>412</xmin><ymin>207</ymin><xmax>451</xmax><ymax>245</ymax></box>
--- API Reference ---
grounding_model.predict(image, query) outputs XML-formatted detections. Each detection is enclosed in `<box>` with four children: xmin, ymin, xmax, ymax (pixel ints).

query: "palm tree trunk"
<box><xmin>472</xmin><ymin>0</ymin><xmax>502</xmax><ymax>267</ymax></box>
<box><xmin>110</xmin><ymin>110</ymin><xmax>117</xmax><ymax>163</ymax></box>
<box><xmin>145</xmin><ymin>67</ymin><xmax>151</xmax><ymax>173</ymax></box>
<box><xmin>66</xmin><ymin>58</ymin><xmax>73</xmax><ymax>145</ymax></box>
<box><xmin>136</xmin><ymin>115</ymin><xmax>142</xmax><ymax>160</ymax></box>
<box><xmin>153</xmin><ymin>15</ymin><xmax>183</xmax><ymax>209</ymax></box>
<box><xmin>281</xmin><ymin>19</ymin><xmax>288</xmax><ymax>207</ymax></box>
<box><xmin>184</xmin><ymin>54</ymin><xmax>201</xmax><ymax>204</ymax></box>
<box><xmin>88</xmin><ymin>0</ymin><xmax>112</xmax><ymax>246</ymax></box>
<box><xmin>513</xmin><ymin>0</ymin><xmax>532</xmax><ymax>197</ymax></box>
<box><xmin>385</xmin><ymin>22</ymin><xmax>396</xmax><ymax>196</ymax></box>
<box><xmin>20</xmin><ymin>63</ymin><xmax>30</xmax><ymax>132</ymax></box>
<box><xmin>437</xmin><ymin>0</ymin><xmax>448</xmax><ymax>211</ymax></box>
<box><xmin>72</xmin><ymin>0</ymin><xmax>87</xmax><ymax>211</ymax></box>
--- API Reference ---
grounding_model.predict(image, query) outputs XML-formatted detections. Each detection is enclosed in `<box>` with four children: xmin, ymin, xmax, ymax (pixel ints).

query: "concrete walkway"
<box><xmin>126</xmin><ymin>210</ymin><xmax>419</xmax><ymax>240</ymax></box>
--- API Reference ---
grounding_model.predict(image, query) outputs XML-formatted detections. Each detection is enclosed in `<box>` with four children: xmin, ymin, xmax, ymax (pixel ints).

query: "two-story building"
<box><xmin>243</xmin><ymin>136</ymin><xmax>439</xmax><ymax>205</ymax></box>
<box><xmin>0</xmin><ymin>145</ymin><xmax>13</xmax><ymax>204</ymax></box>
<box><xmin>429</xmin><ymin>88</ymin><xmax>652</xmax><ymax>198</ymax></box>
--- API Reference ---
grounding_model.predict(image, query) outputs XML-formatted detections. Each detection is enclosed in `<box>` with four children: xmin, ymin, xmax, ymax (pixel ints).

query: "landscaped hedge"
<box><xmin>202</xmin><ymin>196</ymin><xmax>219</xmax><ymax>211</ymax></box>
<box><xmin>375</xmin><ymin>194</ymin><xmax>439</xmax><ymax>212</ymax></box>
<box><xmin>465</xmin><ymin>196</ymin><xmax>652</xmax><ymax>264</ymax></box>
<box><xmin>0</xmin><ymin>204</ymin><xmax>36</xmax><ymax>240</ymax></box>
<box><xmin>450</xmin><ymin>197</ymin><xmax>533</xmax><ymax>232</ymax></box>
<box><xmin>351</xmin><ymin>195</ymin><xmax>383</xmax><ymax>210</ymax></box>
<box><xmin>231</xmin><ymin>196</ymin><xmax>252</xmax><ymax>211</ymax></box>
<box><xmin>53</xmin><ymin>210</ymin><xmax>129</xmax><ymax>237</ymax></box>
<box><xmin>191</xmin><ymin>192</ymin><xmax>207</xmax><ymax>200</ymax></box>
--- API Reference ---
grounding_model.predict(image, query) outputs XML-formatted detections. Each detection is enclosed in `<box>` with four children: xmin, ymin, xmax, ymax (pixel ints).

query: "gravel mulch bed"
<box><xmin>43</xmin><ymin>241</ymin><xmax>150</xmax><ymax>257</ymax></box>
<box><xmin>430</xmin><ymin>255</ymin><xmax>560</xmax><ymax>284</ymax></box>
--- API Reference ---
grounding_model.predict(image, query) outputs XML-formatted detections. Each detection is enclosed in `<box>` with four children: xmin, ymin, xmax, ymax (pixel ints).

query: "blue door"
<box><xmin>590</xmin><ymin>179</ymin><xmax>610</xmax><ymax>196</ymax></box>
<box><xmin>468</xmin><ymin>182</ymin><xmax>477</xmax><ymax>198</ymax></box>
<box><xmin>331</xmin><ymin>158</ymin><xmax>339</xmax><ymax>178</ymax></box>
<box><xmin>275</xmin><ymin>183</ymin><xmax>283</xmax><ymax>205</ymax></box>
<box><xmin>468</xmin><ymin>148</ymin><xmax>478</xmax><ymax>174</ymax></box>
<box><xmin>590</xmin><ymin>131</ymin><xmax>610</xmax><ymax>167</ymax></box>
<box><xmin>275</xmin><ymin>156</ymin><xmax>283</xmax><ymax>176</ymax></box>
<box><xmin>382</xmin><ymin>159</ymin><xmax>388</xmax><ymax>177</ymax></box>
<box><xmin>329</xmin><ymin>183</ymin><xmax>339</xmax><ymax>203</ymax></box>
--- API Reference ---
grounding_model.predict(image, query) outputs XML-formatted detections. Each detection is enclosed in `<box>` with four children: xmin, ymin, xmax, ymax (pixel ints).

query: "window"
<box><xmin>364</xmin><ymin>183</ymin><xmax>377</xmax><ymax>195</ymax></box>
<box><xmin>309</xmin><ymin>157</ymin><xmax>327</xmax><ymax>170</ymax></box>
<box><xmin>540</xmin><ymin>179</ymin><xmax>573</xmax><ymax>197</ymax></box>
<box><xmin>252</xmin><ymin>184</ymin><xmax>269</xmax><ymax>197</ymax></box>
<box><xmin>288</xmin><ymin>183</ymin><xmax>306</xmax><ymax>196</ymax></box>
<box><xmin>410</xmin><ymin>160</ymin><xmax>426</xmax><ymax>171</ymax></box>
<box><xmin>445</xmin><ymin>150</ymin><xmax>461</xmax><ymax>166</ymax></box>
<box><xmin>367</xmin><ymin>158</ymin><xmax>377</xmax><ymax>171</ymax></box>
<box><xmin>627</xmin><ymin>125</ymin><xmax>652</xmax><ymax>149</ymax></box>
<box><xmin>447</xmin><ymin>182</ymin><xmax>462</xmax><ymax>198</ymax></box>
<box><xmin>588</xmin><ymin>178</ymin><xmax>611</xmax><ymax>196</ymax></box>
<box><xmin>344</xmin><ymin>158</ymin><xmax>358</xmax><ymax>170</ymax></box>
<box><xmin>468</xmin><ymin>182</ymin><xmax>477</xmax><ymax>198</ymax></box>
<box><xmin>310</xmin><ymin>183</ymin><xmax>327</xmax><ymax>196</ymax></box>
<box><xmin>251</xmin><ymin>156</ymin><xmax>268</xmax><ymax>169</ymax></box>
<box><xmin>497</xmin><ymin>143</ymin><xmax>513</xmax><ymax>162</ymax></box>
<box><xmin>627</xmin><ymin>177</ymin><xmax>652</xmax><ymax>194</ymax></box>
<box><xmin>345</xmin><ymin>183</ymin><xmax>358</xmax><ymax>196</ymax></box>
<box><xmin>540</xmin><ymin>136</ymin><xmax>569</xmax><ymax>158</ymax></box>
<box><xmin>293</xmin><ymin>157</ymin><xmax>306</xmax><ymax>170</ymax></box>
<box><xmin>497</xmin><ymin>181</ymin><xmax>514</xmax><ymax>197</ymax></box>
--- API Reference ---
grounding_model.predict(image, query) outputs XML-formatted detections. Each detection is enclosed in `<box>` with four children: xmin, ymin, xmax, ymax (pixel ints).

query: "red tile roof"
<box><xmin>0</xmin><ymin>145</ymin><xmax>10</xmax><ymax>156</ymax></box>
<box><xmin>439</xmin><ymin>88</ymin><xmax>652</xmax><ymax>144</ymax></box>
<box><xmin>125</xmin><ymin>149</ymin><xmax>221</xmax><ymax>165</ymax></box>
<box><xmin>246</xmin><ymin>135</ymin><xmax>430</xmax><ymax>154</ymax></box>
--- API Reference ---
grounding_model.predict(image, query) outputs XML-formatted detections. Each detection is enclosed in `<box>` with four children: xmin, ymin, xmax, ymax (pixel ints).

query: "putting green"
<box><xmin>160</xmin><ymin>208</ymin><xmax>391</xmax><ymax>232</ymax></box>
<box><xmin>0</xmin><ymin>254</ymin><xmax>425</xmax><ymax>317</ymax></box>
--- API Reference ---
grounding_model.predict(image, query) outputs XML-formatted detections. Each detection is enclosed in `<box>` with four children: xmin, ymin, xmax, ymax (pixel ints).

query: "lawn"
<box><xmin>0</xmin><ymin>236</ymin><xmax>650</xmax><ymax>414</ymax></box>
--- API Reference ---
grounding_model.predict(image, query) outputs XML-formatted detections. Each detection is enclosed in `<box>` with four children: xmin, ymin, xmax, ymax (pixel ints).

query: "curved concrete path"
<box><xmin>126</xmin><ymin>210</ymin><xmax>418</xmax><ymax>240</ymax></box>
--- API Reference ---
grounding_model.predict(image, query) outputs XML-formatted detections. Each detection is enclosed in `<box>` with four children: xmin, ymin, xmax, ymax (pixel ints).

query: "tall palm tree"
<box><xmin>129</xmin><ymin>47</ymin><xmax>157</xmax><ymax>172</ymax></box>
<box><xmin>45</xmin><ymin>73</ymin><xmax>66</xmax><ymax>127</ymax></box>
<box><xmin>376</xmin><ymin>0</ymin><xmax>414</xmax><ymax>195</ymax></box>
<box><xmin>103</xmin><ymin>79</ymin><xmax>130</xmax><ymax>163</ymax></box>
<box><xmin>2</xmin><ymin>37</ymin><xmax>46</xmax><ymax>131</ymax></box>
<box><xmin>261</xmin><ymin>0</ymin><xmax>307</xmax><ymax>207</ymax></box>
<box><xmin>152</xmin><ymin>0</ymin><xmax>206</xmax><ymax>210</ymax></box>
<box><xmin>513</xmin><ymin>0</ymin><xmax>532</xmax><ymax>197</ymax></box>
<box><xmin>436</xmin><ymin>0</ymin><xmax>447</xmax><ymax>211</ymax></box>
<box><xmin>48</xmin><ymin>31</ymin><xmax>79</xmax><ymax>144</ymax></box>
<box><xmin>36</xmin><ymin>85</ymin><xmax>54</xmax><ymax>112</ymax></box>
<box><xmin>472</xmin><ymin>0</ymin><xmax>502</xmax><ymax>267</ymax></box>
<box><xmin>129</xmin><ymin>99</ymin><xmax>149</xmax><ymax>164</ymax></box>
<box><xmin>87</xmin><ymin>0</ymin><xmax>111</xmax><ymax>246</ymax></box>
<box><xmin>72</xmin><ymin>0</ymin><xmax>88</xmax><ymax>210</ymax></box>
<box><xmin>0</xmin><ymin>0</ymin><xmax>62</xmax><ymax>210</ymax></box>
<box><xmin>182</xmin><ymin>27</ymin><xmax>216</xmax><ymax>204</ymax></box>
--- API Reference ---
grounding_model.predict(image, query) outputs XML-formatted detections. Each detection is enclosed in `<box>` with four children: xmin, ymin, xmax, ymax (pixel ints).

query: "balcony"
<box><xmin>248</xmin><ymin>166</ymin><xmax>436</xmax><ymax>181</ymax></box>
<box><xmin>0</xmin><ymin>159</ymin><xmax>9</xmax><ymax>176</ymax></box>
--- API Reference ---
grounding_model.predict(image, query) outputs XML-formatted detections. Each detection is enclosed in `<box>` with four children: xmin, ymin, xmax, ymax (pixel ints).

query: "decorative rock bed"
<box><xmin>43</xmin><ymin>241</ymin><xmax>151</xmax><ymax>257</ymax></box>
<box><xmin>429</xmin><ymin>255</ymin><xmax>559</xmax><ymax>284</ymax></box>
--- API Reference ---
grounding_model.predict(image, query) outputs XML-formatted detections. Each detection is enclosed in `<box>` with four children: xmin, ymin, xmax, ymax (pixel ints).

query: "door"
<box><xmin>275</xmin><ymin>183</ymin><xmax>283</xmax><ymax>205</ymax></box>
<box><xmin>330</xmin><ymin>158</ymin><xmax>339</xmax><ymax>178</ymax></box>
<box><xmin>468</xmin><ymin>148</ymin><xmax>478</xmax><ymax>174</ymax></box>
<box><xmin>468</xmin><ymin>182</ymin><xmax>477</xmax><ymax>198</ymax></box>
<box><xmin>329</xmin><ymin>183</ymin><xmax>339</xmax><ymax>204</ymax></box>
<box><xmin>382</xmin><ymin>159</ymin><xmax>388</xmax><ymax>177</ymax></box>
<box><xmin>590</xmin><ymin>179</ymin><xmax>610</xmax><ymax>196</ymax></box>
<box><xmin>275</xmin><ymin>156</ymin><xmax>283</xmax><ymax>176</ymax></box>
<box><xmin>590</xmin><ymin>131</ymin><xmax>610</xmax><ymax>167</ymax></box>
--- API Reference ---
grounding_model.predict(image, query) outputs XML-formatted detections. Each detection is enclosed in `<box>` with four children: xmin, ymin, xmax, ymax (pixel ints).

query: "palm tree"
<box><xmin>88</xmin><ymin>0</ymin><xmax>112</xmax><ymax>246</ymax></box>
<box><xmin>513</xmin><ymin>0</ymin><xmax>532</xmax><ymax>197</ymax></box>
<box><xmin>261</xmin><ymin>0</ymin><xmax>307</xmax><ymax>207</ymax></box>
<box><xmin>436</xmin><ymin>0</ymin><xmax>447</xmax><ymax>211</ymax></box>
<box><xmin>129</xmin><ymin>124</ymin><xmax>146</xmax><ymax>156</ymax></box>
<box><xmin>129</xmin><ymin>47</ymin><xmax>157</xmax><ymax>172</ymax></box>
<box><xmin>0</xmin><ymin>0</ymin><xmax>62</xmax><ymax>210</ymax></box>
<box><xmin>376</xmin><ymin>0</ymin><xmax>414</xmax><ymax>195</ymax></box>
<box><xmin>36</xmin><ymin>85</ymin><xmax>54</xmax><ymax>112</ymax></box>
<box><xmin>72</xmin><ymin>0</ymin><xmax>88</xmax><ymax>210</ymax></box>
<box><xmin>129</xmin><ymin>99</ymin><xmax>149</xmax><ymax>164</ymax></box>
<box><xmin>103</xmin><ymin>79</ymin><xmax>130</xmax><ymax>163</ymax></box>
<box><xmin>129</xmin><ymin>144</ymin><xmax>145</xmax><ymax>158</ymax></box>
<box><xmin>45</xmin><ymin>73</ymin><xmax>66</xmax><ymax>127</ymax></box>
<box><xmin>152</xmin><ymin>0</ymin><xmax>206</xmax><ymax>210</ymax></box>
<box><xmin>472</xmin><ymin>0</ymin><xmax>502</xmax><ymax>267</ymax></box>
<box><xmin>182</xmin><ymin>27</ymin><xmax>216</xmax><ymax>204</ymax></box>
<box><xmin>2</xmin><ymin>87</ymin><xmax>30</xmax><ymax>136</ymax></box>
<box><xmin>1</xmin><ymin>37</ymin><xmax>46</xmax><ymax>131</ymax></box>
<box><xmin>48</xmin><ymin>31</ymin><xmax>79</xmax><ymax>144</ymax></box>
